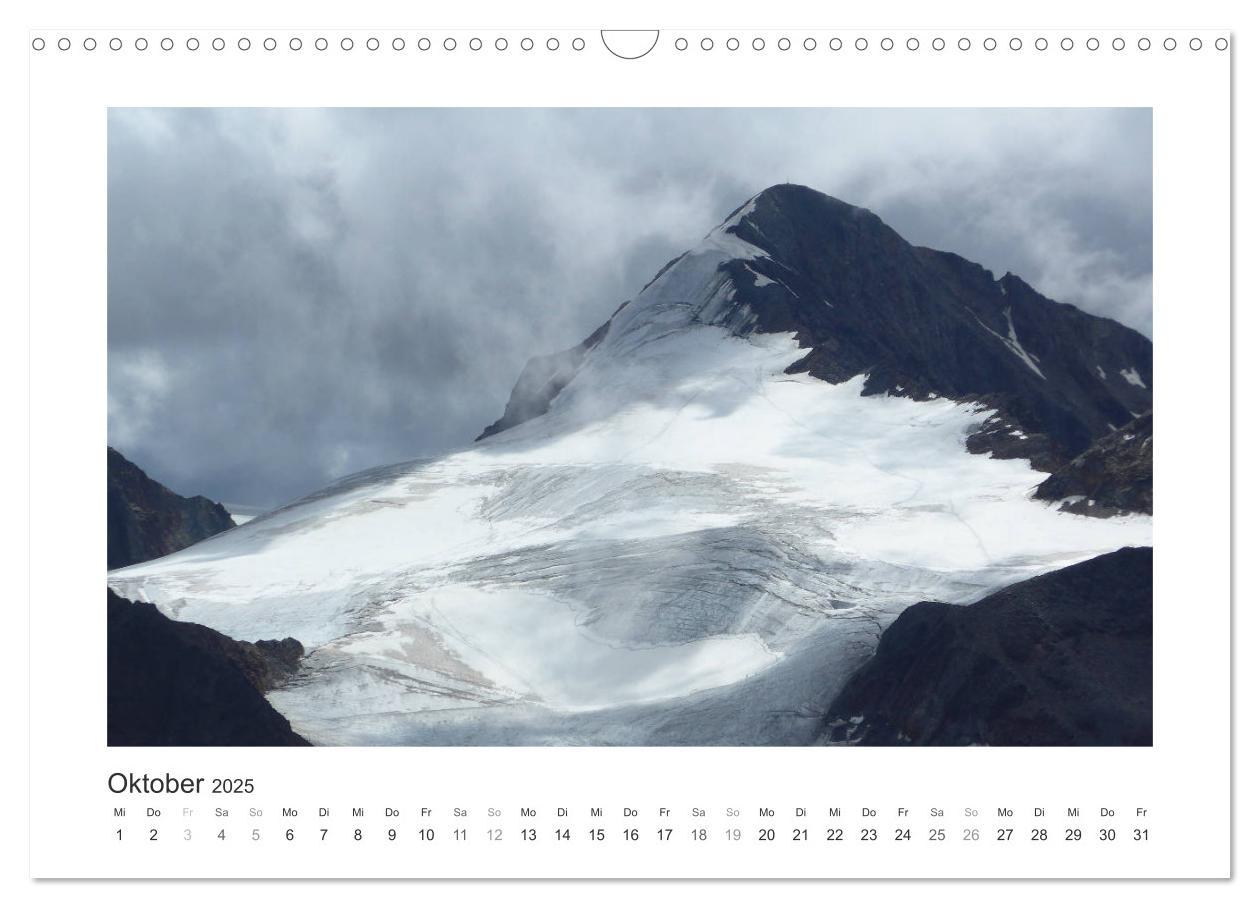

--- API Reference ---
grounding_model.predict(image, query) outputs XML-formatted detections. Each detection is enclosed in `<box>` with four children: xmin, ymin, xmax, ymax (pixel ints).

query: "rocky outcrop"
<box><xmin>826</xmin><ymin>547</ymin><xmax>1153</xmax><ymax>746</ymax></box>
<box><xmin>1035</xmin><ymin>412</ymin><xmax>1152</xmax><ymax>516</ymax></box>
<box><xmin>107</xmin><ymin>591</ymin><xmax>308</xmax><ymax>746</ymax></box>
<box><xmin>108</xmin><ymin>447</ymin><xmax>236</xmax><ymax>569</ymax></box>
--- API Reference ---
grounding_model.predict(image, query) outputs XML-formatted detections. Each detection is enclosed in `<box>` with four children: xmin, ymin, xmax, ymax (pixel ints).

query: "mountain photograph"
<box><xmin>106</xmin><ymin>109</ymin><xmax>1153</xmax><ymax>746</ymax></box>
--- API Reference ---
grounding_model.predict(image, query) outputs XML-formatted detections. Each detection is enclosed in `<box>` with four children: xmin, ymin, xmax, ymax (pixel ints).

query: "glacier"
<box><xmin>107</xmin><ymin>194</ymin><xmax>1153</xmax><ymax>745</ymax></box>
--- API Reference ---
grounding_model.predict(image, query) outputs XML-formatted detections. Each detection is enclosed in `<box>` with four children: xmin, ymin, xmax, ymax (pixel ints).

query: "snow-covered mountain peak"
<box><xmin>486</xmin><ymin>184</ymin><xmax>1151</xmax><ymax>464</ymax></box>
<box><xmin>599</xmin><ymin>186</ymin><xmax>864</xmax><ymax>357</ymax></box>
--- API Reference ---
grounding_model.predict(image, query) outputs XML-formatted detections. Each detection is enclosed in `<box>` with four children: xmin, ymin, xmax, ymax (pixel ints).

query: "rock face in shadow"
<box><xmin>826</xmin><ymin>547</ymin><xmax>1152</xmax><ymax>746</ymax></box>
<box><xmin>719</xmin><ymin>186</ymin><xmax>1151</xmax><ymax>467</ymax></box>
<box><xmin>108</xmin><ymin>447</ymin><xmax>236</xmax><ymax>569</ymax></box>
<box><xmin>1035</xmin><ymin>412</ymin><xmax>1152</xmax><ymax>516</ymax></box>
<box><xmin>107</xmin><ymin>591</ymin><xmax>308</xmax><ymax>746</ymax></box>
<box><xmin>479</xmin><ymin>184</ymin><xmax>1152</xmax><ymax>471</ymax></box>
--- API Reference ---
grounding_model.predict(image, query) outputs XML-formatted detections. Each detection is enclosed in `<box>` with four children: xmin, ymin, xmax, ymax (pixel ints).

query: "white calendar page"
<box><xmin>15</xmin><ymin>0</ymin><xmax>1242</xmax><ymax>892</ymax></box>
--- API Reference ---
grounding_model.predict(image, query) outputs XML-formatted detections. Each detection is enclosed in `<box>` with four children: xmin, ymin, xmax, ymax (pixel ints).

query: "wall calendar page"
<box><xmin>13</xmin><ymin>0</ymin><xmax>1248</xmax><ymax>902</ymax></box>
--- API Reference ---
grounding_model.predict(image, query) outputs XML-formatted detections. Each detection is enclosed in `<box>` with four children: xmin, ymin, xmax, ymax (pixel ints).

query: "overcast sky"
<box><xmin>108</xmin><ymin>108</ymin><xmax>1152</xmax><ymax>509</ymax></box>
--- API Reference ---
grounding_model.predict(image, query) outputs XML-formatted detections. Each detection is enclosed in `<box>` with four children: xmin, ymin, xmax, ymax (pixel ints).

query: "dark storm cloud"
<box><xmin>108</xmin><ymin>108</ymin><xmax>1152</xmax><ymax>508</ymax></box>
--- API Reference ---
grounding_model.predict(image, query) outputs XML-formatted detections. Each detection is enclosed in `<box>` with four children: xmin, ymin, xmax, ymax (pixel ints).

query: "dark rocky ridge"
<box><xmin>480</xmin><ymin>185</ymin><xmax>1151</xmax><ymax>470</ymax></box>
<box><xmin>108</xmin><ymin>447</ymin><xmax>236</xmax><ymax>569</ymax></box>
<box><xmin>826</xmin><ymin>547</ymin><xmax>1153</xmax><ymax>746</ymax></box>
<box><xmin>107</xmin><ymin>591</ymin><xmax>308</xmax><ymax>746</ymax></box>
<box><xmin>1035</xmin><ymin>411</ymin><xmax>1152</xmax><ymax>516</ymax></box>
